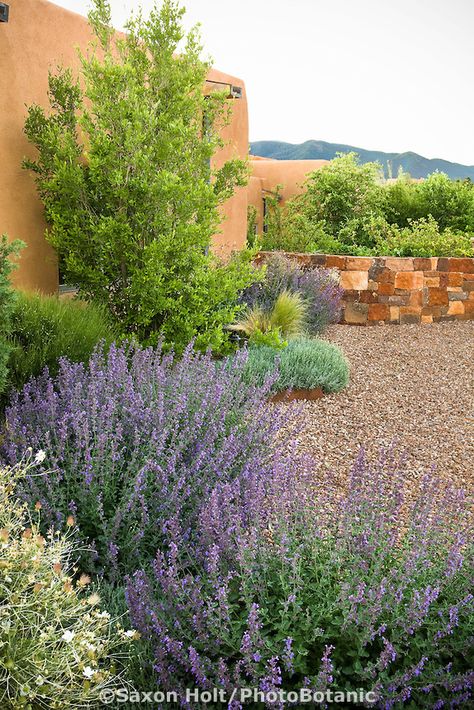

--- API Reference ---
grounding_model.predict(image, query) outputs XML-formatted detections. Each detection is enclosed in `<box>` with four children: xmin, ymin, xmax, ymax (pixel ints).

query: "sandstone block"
<box><xmin>447</xmin><ymin>301</ymin><xmax>465</xmax><ymax>316</ymax></box>
<box><xmin>359</xmin><ymin>290</ymin><xmax>378</xmax><ymax>304</ymax></box>
<box><xmin>389</xmin><ymin>306</ymin><xmax>400</xmax><ymax>322</ymax></box>
<box><xmin>368</xmin><ymin>258</ymin><xmax>385</xmax><ymax>281</ymax></box>
<box><xmin>309</xmin><ymin>255</ymin><xmax>327</xmax><ymax>267</ymax></box>
<box><xmin>437</xmin><ymin>257</ymin><xmax>451</xmax><ymax>272</ymax></box>
<box><xmin>448</xmin><ymin>258</ymin><xmax>474</xmax><ymax>274</ymax></box>
<box><xmin>427</xmin><ymin>288</ymin><xmax>449</xmax><ymax>306</ymax></box>
<box><xmin>345</xmin><ymin>257</ymin><xmax>373</xmax><ymax>270</ymax></box>
<box><xmin>448</xmin><ymin>291</ymin><xmax>468</xmax><ymax>301</ymax></box>
<box><xmin>325</xmin><ymin>255</ymin><xmax>347</xmax><ymax>269</ymax></box>
<box><xmin>342</xmin><ymin>289</ymin><xmax>360</xmax><ymax>302</ymax></box>
<box><xmin>385</xmin><ymin>257</ymin><xmax>414</xmax><ymax>272</ymax></box>
<box><xmin>409</xmin><ymin>290</ymin><xmax>423</xmax><ymax>307</ymax></box>
<box><xmin>388</xmin><ymin>294</ymin><xmax>409</xmax><ymax>306</ymax></box>
<box><xmin>400</xmin><ymin>313</ymin><xmax>421</xmax><ymax>324</ymax></box>
<box><xmin>414</xmin><ymin>257</ymin><xmax>438</xmax><ymax>271</ymax></box>
<box><xmin>378</xmin><ymin>282</ymin><xmax>394</xmax><ymax>295</ymax></box>
<box><xmin>434</xmin><ymin>314</ymin><xmax>455</xmax><ymax>322</ymax></box>
<box><xmin>344</xmin><ymin>302</ymin><xmax>369</xmax><ymax>324</ymax></box>
<box><xmin>378</xmin><ymin>268</ymin><xmax>396</xmax><ymax>284</ymax></box>
<box><xmin>394</xmin><ymin>271</ymin><xmax>424</xmax><ymax>289</ymax></box>
<box><xmin>368</xmin><ymin>303</ymin><xmax>390</xmax><ymax>321</ymax></box>
<box><xmin>340</xmin><ymin>270</ymin><xmax>369</xmax><ymax>290</ymax></box>
<box><xmin>422</xmin><ymin>306</ymin><xmax>442</xmax><ymax>319</ymax></box>
<box><xmin>447</xmin><ymin>272</ymin><xmax>464</xmax><ymax>287</ymax></box>
<box><xmin>421</xmin><ymin>315</ymin><xmax>433</xmax><ymax>323</ymax></box>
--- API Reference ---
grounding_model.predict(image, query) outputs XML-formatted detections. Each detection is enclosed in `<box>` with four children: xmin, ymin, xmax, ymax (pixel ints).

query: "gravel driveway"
<box><xmin>289</xmin><ymin>321</ymin><xmax>474</xmax><ymax>500</ymax></box>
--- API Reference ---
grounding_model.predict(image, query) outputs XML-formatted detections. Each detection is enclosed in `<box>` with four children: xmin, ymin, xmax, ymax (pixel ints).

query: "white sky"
<box><xmin>49</xmin><ymin>0</ymin><xmax>474</xmax><ymax>165</ymax></box>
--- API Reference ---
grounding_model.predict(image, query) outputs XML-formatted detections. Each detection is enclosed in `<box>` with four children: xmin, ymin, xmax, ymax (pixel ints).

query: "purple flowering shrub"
<box><xmin>126</xmin><ymin>450</ymin><xmax>473</xmax><ymax>708</ymax></box>
<box><xmin>0</xmin><ymin>342</ymin><xmax>295</xmax><ymax>580</ymax></box>
<box><xmin>240</xmin><ymin>252</ymin><xmax>343</xmax><ymax>334</ymax></box>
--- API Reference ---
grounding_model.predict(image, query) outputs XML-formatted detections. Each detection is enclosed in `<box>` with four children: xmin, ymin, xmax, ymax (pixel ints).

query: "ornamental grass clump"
<box><xmin>6</xmin><ymin>291</ymin><xmax>118</xmax><ymax>393</ymax></box>
<box><xmin>240</xmin><ymin>252</ymin><xmax>343</xmax><ymax>334</ymax></box>
<box><xmin>126</xmin><ymin>449</ymin><xmax>473</xmax><ymax>708</ymax></box>
<box><xmin>0</xmin><ymin>457</ymin><xmax>134</xmax><ymax>708</ymax></box>
<box><xmin>230</xmin><ymin>290</ymin><xmax>307</xmax><ymax>344</ymax></box>
<box><xmin>1</xmin><ymin>342</ymin><xmax>294</xmax><ymax>580</ymax></box>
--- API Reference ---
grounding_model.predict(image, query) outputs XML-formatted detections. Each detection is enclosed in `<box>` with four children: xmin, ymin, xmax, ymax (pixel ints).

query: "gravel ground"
<box><xmin>285</xmin><ymin>321</ymin><xmax>474</xmax><ymax>503</ymax></box>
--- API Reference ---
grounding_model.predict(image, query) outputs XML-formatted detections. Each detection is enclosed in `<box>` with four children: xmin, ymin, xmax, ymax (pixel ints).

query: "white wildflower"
<box><xmin>61</xmin><ymin>629</ymin><xmax>75</xmax><ymax>643</ymax></box>
<box><xmin>83</xmin><ymin>666</ymin><xmax>96</xmax><ymax>679</ymax></box>
<box><xmin>34</xmin><ymin>450</ymin><xmax>46</xmax><ymax>464</ymax></box>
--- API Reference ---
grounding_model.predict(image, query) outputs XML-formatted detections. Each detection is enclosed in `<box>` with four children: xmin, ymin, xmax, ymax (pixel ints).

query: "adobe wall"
<box><xmin>0</xmin><ymin>0</ymin><xmax>248</xmax><ymax>293</ymax></box>
<box><xmin>258</xmin><ymin>252</ymin><xmax>474</xmax><ymax>324</ymax></box>
<box><xmin>248</xmin><ymin>159</ymin><xmax>328</xmax><ymax>236</ymax></box>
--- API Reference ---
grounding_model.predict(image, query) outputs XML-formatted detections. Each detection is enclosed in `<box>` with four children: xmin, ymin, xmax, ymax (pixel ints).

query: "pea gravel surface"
<box><xmin>283</xmin><ymin>321</ymin><xmax>474</xmax><ymax>503</ymax></box>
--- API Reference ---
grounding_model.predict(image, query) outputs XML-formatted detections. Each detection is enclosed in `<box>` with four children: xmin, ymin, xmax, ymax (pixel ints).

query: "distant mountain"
<box><xmin>249</xmin><ymin>140</ymin><xmax>474</xmax><ymax>181</ymax></box>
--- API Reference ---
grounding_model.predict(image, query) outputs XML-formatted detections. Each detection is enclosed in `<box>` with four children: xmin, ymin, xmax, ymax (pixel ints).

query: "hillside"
<box><xmin>249</xmin><ymin>140</ymin><xmax>474</xmax><ymax>180</ymax></box>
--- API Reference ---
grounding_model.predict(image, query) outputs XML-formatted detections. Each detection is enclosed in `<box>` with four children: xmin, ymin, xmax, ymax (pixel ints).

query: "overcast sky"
<box><xmin>51</xmin><ymin>0</ymin><xmax>474</xmax><ymax>165</ymax></box>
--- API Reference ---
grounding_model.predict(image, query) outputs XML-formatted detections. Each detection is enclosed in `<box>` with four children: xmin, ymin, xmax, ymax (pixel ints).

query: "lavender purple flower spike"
<box><xmin>0</xmin><ymin>340</ymin><xmax>303</xmax><ymax>578</ymax></box>
<box><xmin>125</xmin><ymin>448</ymin><xmax>473</xmax><ymax>709</ymax></box>
<box><xmin>1</xmin><ymin>340</ymin><xmax>472</xmax><ymax>708</ymax></box>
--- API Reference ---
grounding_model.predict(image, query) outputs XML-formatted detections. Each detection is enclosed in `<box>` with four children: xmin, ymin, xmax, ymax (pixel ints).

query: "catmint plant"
<box><xmin>126</xmin><ymin>449</ymin><xmax>473</xmax><ymax>708</ymax></box>
<box><xmin>1</xmin><ymin>341</ymin><xmax>297</xmax><ymax>581</ymax></box>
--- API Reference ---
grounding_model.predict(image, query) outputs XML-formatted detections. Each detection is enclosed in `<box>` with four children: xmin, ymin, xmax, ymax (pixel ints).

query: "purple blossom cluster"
<box><xmin>0</xmin><ymin>341</ymin><xmax>302</xmax><ymax>578</ymax></box>
<box><xmin>126</xmin><ymin>448</ymin><xmax>473</xmax><ymax>708</ymax></box>
<box><xmin>239</xmin><ymin>252</ymin><xmax>343</xmax><ymax>333</ymax></box>
<box><xmin>2</xmin><ymin>336</ymin><xmax>472</xmax><ymax>708</ymax></box>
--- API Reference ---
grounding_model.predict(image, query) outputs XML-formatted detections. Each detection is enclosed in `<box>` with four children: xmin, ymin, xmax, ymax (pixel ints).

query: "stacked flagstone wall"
<box><xmin>258</xmin><ymin>253</ymin><xmax>474</xmax><ymax>325</ymax></box>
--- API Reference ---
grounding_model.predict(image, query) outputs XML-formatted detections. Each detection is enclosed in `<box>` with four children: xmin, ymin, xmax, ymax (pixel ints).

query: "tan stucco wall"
<box><xmin>250</xmin><ymin>158</ymin><xmax>329</xmax><ymax>202</ymax></box>
<box><xmin>0</xmin><ymin>0</ymin><xmax>248</xmax><ymax>293</ymax></box>
<box><xmin>248</xmin><ymin>159</ymin><xmax>329</xmax><ymax>234</ymax></box>
<box><xmin>207</xmin><ymin>67</ymin><xmax>249</xmax><ymax>258</ymax></box>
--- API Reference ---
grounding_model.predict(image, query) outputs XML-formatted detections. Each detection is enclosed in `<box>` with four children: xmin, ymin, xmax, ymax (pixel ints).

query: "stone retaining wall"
<box><xmin>259</xmin><ymin>252</ymin><xmax>474</xmax><ymax>325</ymax></box>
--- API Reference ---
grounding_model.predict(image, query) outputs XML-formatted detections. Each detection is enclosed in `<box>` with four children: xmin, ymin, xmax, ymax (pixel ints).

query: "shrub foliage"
<box><xmin>0</xmin><ymin>458</ymin><xmax>133</xmax><ymax>708</ymax></box>
<box><xmin>0</xmin><ymin>237</ymin><xmax>23</xmax><ymax>395</ymax></box>
<box><xmin>243</xmin><ymin>336</ymin><xmax>349</xmax><ymax>394</ymax></box>
<box><xmin>23</xmin><ymin>0</ymin><xmax>256</xmax><ymax>354</ymax></box>
<box><xmin>259</xmin><ymin>154</ymin><xmax>474</xmax><ymax>257</ymax></box>
<box><xmin>6</xmin><ymin>292</ymin><xmax>117</xmax><ymax>392</ymax></box>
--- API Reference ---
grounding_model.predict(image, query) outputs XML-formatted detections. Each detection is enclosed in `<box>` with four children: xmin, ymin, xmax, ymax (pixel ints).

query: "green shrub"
<box><xmin>247</xmin><ymin>327</ymin><xmax>288</xmax><ymax>349</ymax></box>
<box><xmin>243</xmin><ymin>336</ymin><xmax>349</xmax><ymax>394</ymax></box>
<box><xmin>260</xmin><ymin>154</ymin><xmax>474</xmax><ymax>257</ymax></box>
<box><xmin>375</xmin><ymin>216</ymin><xmax>474</xmax><ymax>257</ymax></box>
<box><xmin>6</xmin><ymin>292</ymin><xmax>117</xmax><ymax>391</ymax></box>
<box><xmin>296</xmin><ymin>153</ymin><xmax>385</xmax><ymax>235</ymax></box>
<box><xmin>23</xmin><ymin>0</ymin><xmax>256</xmax><ymax>355</ymax></box>
<box><xmin>0</xmin><ymin>237</ymin><xmax>23</xmax><ymax>395</ymax></box>
<box><xmin>0</xmin><ymin>457</ymin><xmax>134</xmax><ymax>708</ymax></box>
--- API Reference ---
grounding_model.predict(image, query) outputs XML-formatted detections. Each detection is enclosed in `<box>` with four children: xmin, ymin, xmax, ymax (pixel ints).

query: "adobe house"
<box><xmin>248</xmin><ymin>157</ymin><xmax>329</xmax><ymax>236</ymax></box>
<box><xmin>0</xmin><ymin>0</ymin><xmax>326</xmax><ymax>293</ymax></box>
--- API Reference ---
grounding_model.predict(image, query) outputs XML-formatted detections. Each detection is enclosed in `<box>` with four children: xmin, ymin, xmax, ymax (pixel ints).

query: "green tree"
<box><xmin>0</xmin><ymin>236</ymin><xmax>23</xmax><ymax>395</ymax></box>
<box><xmin>417</xmin><ymin>172</ymin><xmax>474</xmax><ymax>232</ymax></box>
<box><xmin>295</xmin><ymin>152</ymin><xmax>385</xmax><ymax>235</ymax></box>
<box><xmin>23</xmin><ymin>0</ymin><xmax>255</xmax><ymax>353</ymax></box>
